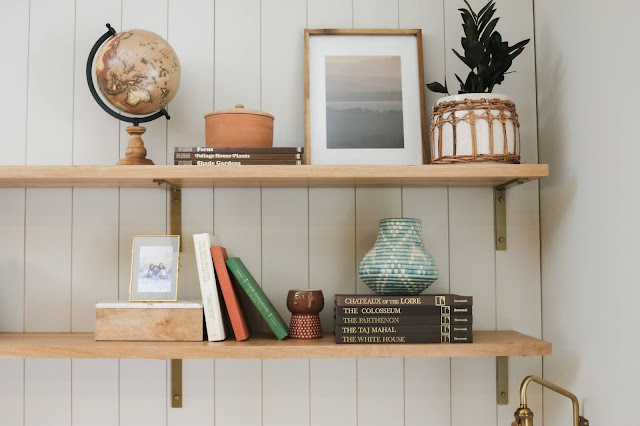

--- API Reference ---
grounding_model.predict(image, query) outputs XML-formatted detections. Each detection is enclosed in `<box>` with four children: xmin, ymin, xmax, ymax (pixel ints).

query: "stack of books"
<box><xmin>334</xmin><ymin>294</ymin><xmax>473</xmax><ymax>344</ymax></box>
<box><xmin>174</xmin><ymin>146</ymin><xmax>304</xmax><ymax>166</ymax></box>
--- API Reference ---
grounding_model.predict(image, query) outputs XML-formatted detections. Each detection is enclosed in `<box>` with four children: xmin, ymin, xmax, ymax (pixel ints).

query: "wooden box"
<box><xmin>95</xmin><ymin>301</ymin><xmax>203</xmax><ymax>341</ymax></box>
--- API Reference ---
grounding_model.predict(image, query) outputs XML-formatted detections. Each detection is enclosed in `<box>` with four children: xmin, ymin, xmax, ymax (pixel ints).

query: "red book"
<box><xmin>211</xmin><ymin>246</ymin><xmax>251</xmax><ymax>341</ymax></box>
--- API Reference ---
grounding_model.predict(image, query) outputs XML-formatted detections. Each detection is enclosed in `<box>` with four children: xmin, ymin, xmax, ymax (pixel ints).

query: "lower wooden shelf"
<box><xmin>0</xmin><ymin>330</ymin><xmax>550</xmax><ymax>359</ymax></box>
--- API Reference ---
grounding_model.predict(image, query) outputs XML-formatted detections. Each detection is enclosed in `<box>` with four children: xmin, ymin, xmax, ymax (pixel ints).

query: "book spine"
<box><xmin>192</xmin><ymin>234</ymin><xmax>226</xmax><ymax>341</ymax></box>
<box><xmin>175</xmin><ymin>146</ymin><xmax>304</xmax><ymax>154</ymax></box>
<box><xmin>175</xmin><ymin>152</ymin><xmax>303</xmax><ymax>160</ymax></box>
<box><xmin>335</xmin><ymin>305</ymin><xmax>472</xmax><ymax>316</ymax></box>
<box><xmin>334</xmin><ymin>314</ymin><xmax>473</xmax><ymax>326</ymax></box>
<box><xmin>225</xmin><ymin>257</ymin><xmax>289</xmax><ymax>340</ymax></box>
<box><xmin>175</xmin><ymin>159</ymin><xmax>303</xmax><ymax>166</ymax></box>
<box><xmin>334</xmin><ymin>294</ymin><xmax>472</xmax><ymax>307</ymax></box>
<box><xmin>335</xmin><ymin>333</ymin><xmax>474</xmax><ymax>344</ymax></box>
<box><xmin>335</xmin><ymin>324</ymin><xmax>471</xmax><ymax>335</ymax></box>
<box><xmin>210</xmin><ymin>246</ymin><xmax>251</xmax><ymax>342</ymax></box>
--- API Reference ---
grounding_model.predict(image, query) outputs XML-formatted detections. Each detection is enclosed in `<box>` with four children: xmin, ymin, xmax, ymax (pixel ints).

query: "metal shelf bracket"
<box><xmin>154</xmin><ymin>180</ymin><xmax>182</xmax><ymax>248</ymax></box>
<box><xmin>494</xmin><ymin>179</ymin><xmax>527</xmax><ymax>251</ymax></box>
<box><xmin>496</xmin><ymin>356</ymin><xmax>508</xmax><ymax>405</ymax></box>
<box><xmin>171</xmin><ymin>359</ymin><xmax>182</xmax><ymax>408</ymax></box>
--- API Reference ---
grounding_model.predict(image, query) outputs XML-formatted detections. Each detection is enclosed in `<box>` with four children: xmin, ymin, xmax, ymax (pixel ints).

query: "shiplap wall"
<box><xmin>0</xmin><ymin>1</ymin><xmax>542</xmax><ymax>425</ymax></box>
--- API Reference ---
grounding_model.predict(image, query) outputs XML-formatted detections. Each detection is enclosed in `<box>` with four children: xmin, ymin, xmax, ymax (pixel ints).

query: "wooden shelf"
<box><xmin>0</xmin><ymin>164</ymin><xmax>548</xmax><ymax>188</ymax></box>
<box><xmin>0</xmin><ymin>331</ymin><xmax>550</xmax><ymax>359</ymax></box>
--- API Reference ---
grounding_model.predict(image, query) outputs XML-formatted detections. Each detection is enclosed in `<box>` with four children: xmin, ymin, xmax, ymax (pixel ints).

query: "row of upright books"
<box><xmin>334</xmin><ymin>294</ymin><xmax>473</xmax><ymax>344</ymax></box>
<box><xmin>175</xmin><ymin>146</ymin><xmax>305</xmax><ymax>166</ymax></box>
<box><xmin>193</xmin><ymin>233</ymin><xmax>289</xmax><ymax>342</ymax></box>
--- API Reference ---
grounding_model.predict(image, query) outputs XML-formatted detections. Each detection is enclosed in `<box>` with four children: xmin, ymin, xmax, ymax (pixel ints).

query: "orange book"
<box><xmin>211</xmin><ymin>246</ymin><xmax>251</xmax><ymax>341</ymax></box>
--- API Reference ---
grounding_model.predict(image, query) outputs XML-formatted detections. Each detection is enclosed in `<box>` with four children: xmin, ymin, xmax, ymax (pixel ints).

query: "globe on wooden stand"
<box><xmin>86</xmin><ymin>24</ymin><xmax>181</xmax><ymax>165</ymax></box>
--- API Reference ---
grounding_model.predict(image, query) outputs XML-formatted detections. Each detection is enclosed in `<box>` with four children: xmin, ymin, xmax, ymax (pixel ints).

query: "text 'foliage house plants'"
<box><xmin>428</xmin><ymin>0</ymin><xmax>530</xmax><ymax>164</ymax></box>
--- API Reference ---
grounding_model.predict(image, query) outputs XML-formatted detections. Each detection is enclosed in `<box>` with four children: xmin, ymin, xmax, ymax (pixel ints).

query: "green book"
<box><xmin>225</xmin><ymin>257</ymin><xmax>289</xmax><ymax>340</ymax></box>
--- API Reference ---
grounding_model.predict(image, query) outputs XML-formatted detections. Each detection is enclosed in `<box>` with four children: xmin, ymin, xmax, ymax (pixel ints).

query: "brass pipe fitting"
<box><xmin>512</xmin><ymin>375</ymin><xmax>589</xmax><ymax>426</ymax></box>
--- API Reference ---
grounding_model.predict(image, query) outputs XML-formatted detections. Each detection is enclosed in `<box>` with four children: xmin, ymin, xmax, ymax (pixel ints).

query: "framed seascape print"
<box><xmin>304</xmin><ymin>29</ymin><xmax>428</xmax><ymax>165</ymax></box>
<box><xmin>129</xmin><ymin>235</ymin><xmax>180</xmax><ymax>302</ymax></box>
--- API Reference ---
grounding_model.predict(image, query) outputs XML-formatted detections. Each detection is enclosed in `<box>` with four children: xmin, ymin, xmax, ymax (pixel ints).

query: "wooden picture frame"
<box><xmin>304</xmin><ymin>29</ymin><xmax>428</xmax><ymax>165</ymax></box>
<box><xmin>129</xmin><ymin>235</ymin><xmax>181</xmax><ymax>302</ymax></box>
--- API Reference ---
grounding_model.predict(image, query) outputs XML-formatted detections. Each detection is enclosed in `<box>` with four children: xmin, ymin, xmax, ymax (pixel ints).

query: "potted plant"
<box><xmin>427</xmin><ymin>0</ymin><xmax>530</xmax><ymax>164</ymax></box>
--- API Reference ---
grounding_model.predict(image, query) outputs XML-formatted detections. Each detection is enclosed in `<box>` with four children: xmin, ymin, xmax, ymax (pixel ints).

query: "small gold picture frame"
<box><xmin>129</xmin><ymin>235</ymin><xmax>181</xmax><ymax>302</ymax></box>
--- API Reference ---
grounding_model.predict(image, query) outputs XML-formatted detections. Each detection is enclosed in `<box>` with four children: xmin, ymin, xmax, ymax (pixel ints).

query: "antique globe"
<box><xmin>87</xmin><ymin>24</ymin><xmax>181</xmax><ymax>165</ymax></box>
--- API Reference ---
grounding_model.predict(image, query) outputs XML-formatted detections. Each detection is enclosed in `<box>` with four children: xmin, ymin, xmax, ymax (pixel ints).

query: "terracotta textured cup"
<box><xmin>287</xmin><ymin>289</ymin><xmax>324</xmax><ymax>339</ymax></box>
<box><xmin>204</xmin><ymin>104</ymin><xmax>274</xmax><ymax>147</ymax></box>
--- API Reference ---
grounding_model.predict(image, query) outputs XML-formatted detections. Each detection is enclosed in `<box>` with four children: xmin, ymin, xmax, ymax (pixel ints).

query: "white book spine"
<box><xmin>193</xmin><ymin>233</ymin><xmax>226</xmax><ymax>341</ymax></box>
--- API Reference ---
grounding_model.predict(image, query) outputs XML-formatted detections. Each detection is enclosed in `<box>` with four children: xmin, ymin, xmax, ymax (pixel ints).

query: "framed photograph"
<box><xmin>304</xmin><ymin>29</ymin><xmax>428</xmax><ymax>165</ymax></box>
<box><xmin>129</xmin><ymin>235</ymin><xmax>180</xmax><ymax>302</ymax></box>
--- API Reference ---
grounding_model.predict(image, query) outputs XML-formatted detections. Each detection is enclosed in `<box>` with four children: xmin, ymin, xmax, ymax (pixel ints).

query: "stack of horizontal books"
<box><xmin>174</xmin><ymin>146</ymin><xmax>304</xmax><ymax>166</ymax></box>
<box><xmin>334</xmin><ymin>294</ymin><xmax>473</xmax><ymax>344</ymax></box>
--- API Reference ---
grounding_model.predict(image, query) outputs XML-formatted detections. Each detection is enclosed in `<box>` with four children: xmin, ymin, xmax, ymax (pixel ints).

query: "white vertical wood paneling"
<box><xmin>72</xmin><ymin>359</ymin><xmax>119</xmax><ymax>426</ymax></box>
<box><xmin>308</xmin><ymin>190</ymin><xmax>358</xmax><ymax>426</ymax></box>
<box><xmin>355</xmin><ymin>188</ymin><xmax>404</xmax><ymax>426</ymax></box>
<box><xmin>353</xmin><ymin>0</ymin><xmax>398</xmax><ymax>28</ymax></box>
<box><xmin>72</xmin><ymin>189</ymin><xmax>119</xmax><ymax>331</ymax></box>
<box><xmin>215</xmin><ymin>0</ymin><xmax>261</xmax><ymax>110</ymax></box>
<box><xmin>449</xmin><ymin>188</ymin><xmax>496</xmax><ymax>426</ymax></box>
<box><xmin>402</xmin><ymin>187</ymin><xmax>451</xmax><ymax>426</ymax></box>
<box><xmin>0</xmin><ymin>0</ymin><xmax>29</xmax><ymax>165</ymax></box>
<box><xmin>25</xmin><ymin>359</ymin><xmax>71</xmax><ymax>426</ymax></box>
<box><xmin>167</xmin><ymin>0</ymin><xmax>215</xmax><ymax>155</ymax></box>
<box><xmin>262</xmin><ymin>0</ymin><xmax>306</xmax><ymax>146</ymax></box>
<box><xmin>308</xmin><ymin>0</ymin><xmax>353</xmax><ymax>28</ymax></box>
<box><xmin>0</xmin><ymin>189</ymin><xmax>25</xmax><ymax>332</ymax></box>
<box><xmin>261</xmin><ymin>188</ymin><xmax>309</xmax><ymax>426</ymax></box>
<box><xmin>0</xmin><ymin>359</ymin><xmax>24</xmax><ymax>425</ymax></box>
<box><xmin>26</xmin><ymin>0</ymin><xmax>75</xmax><ymax>165</ymax></box>
<box><xmin>24</xmin><ymin>189</ymin><xmax>72</xmax><ymax>331</ymax></box>
<box><xmin>119</xmin><ymin>359</ymin><xmax>167</xmax><ymax>426</ymax></box>
<box><xmin>120</xmin><ymin>0</ymin><xmax>168</xmax><ymax>165</ymax></box>
<box><xmin>73</xmin><ymin>0</ymin><xmax>121</xmax><ymax>165</ymax></box>
<box><xmin>213</xmin><ymin>188</ymin><xmax>263</xmax><ymax>426</ymax></box>
<box><xmin>167</xmin><ymin>359</ymin><xmax>215</xmax><ymax>425</ymax></box>
<box><xmin>494</xmin><ymin>1</ymin><xmax>542</xmax><ymax>422</ymax></box>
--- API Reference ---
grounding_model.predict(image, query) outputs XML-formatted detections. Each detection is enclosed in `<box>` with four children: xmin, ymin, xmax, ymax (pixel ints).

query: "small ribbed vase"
<box><xmin>359</xmin><ymin>218</ymin><xmax>438</xmax><ymax>295</ymax></box>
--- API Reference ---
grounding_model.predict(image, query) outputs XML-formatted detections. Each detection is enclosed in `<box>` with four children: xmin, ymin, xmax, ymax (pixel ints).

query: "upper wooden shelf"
<box><xmin>0</xmin><ymin>331</ymin><xmax>550</xmax><ymax>359</ymax></box>
<box><xmin>0</xmin><ymin>164</ymin><xmax>548</xmax><ymax>189</ymax></box>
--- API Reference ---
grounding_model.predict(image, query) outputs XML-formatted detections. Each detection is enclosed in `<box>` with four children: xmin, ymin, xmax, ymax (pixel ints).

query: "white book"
<box><xmin>193</xmin><ymin>233</ymin><xmax>227</xmax><ymax>341</ymax></box>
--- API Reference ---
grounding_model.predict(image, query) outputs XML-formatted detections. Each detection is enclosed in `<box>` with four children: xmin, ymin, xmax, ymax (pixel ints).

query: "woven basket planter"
<box><xmin>430</xmin><ymin>93</ymin><xmax>521</xmax><ymax>164</ymax></box>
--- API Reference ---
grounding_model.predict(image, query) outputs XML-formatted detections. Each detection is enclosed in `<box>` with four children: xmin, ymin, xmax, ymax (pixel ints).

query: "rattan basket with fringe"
<box><xmin>430</xmin><ymin>97</ymin><xmax>521</xmax><ymax>164</ymax></box>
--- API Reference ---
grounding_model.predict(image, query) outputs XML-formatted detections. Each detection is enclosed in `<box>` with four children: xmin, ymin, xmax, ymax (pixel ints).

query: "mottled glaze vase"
<box><xmin>359</xmin><ymin>218</ymin><xmax>438</xmax><ymax>295</ymax></box>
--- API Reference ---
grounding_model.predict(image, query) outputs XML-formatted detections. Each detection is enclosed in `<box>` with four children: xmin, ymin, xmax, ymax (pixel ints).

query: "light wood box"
<box><xmin>95</xmin><ymin>301</ymin><xmax>203</xmax><ymax>341</ymax></box>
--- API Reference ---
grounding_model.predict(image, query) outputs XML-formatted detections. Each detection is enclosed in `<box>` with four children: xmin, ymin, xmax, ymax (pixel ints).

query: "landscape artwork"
<box><xmin>325</xmin><ymin>55</ymin><xmax>404</xmax><ymax>149</ymax></box>
<box><xmin>137</xmin><ymin>245</ymin><xmax>173</xmax><ymax>293</ymax></box>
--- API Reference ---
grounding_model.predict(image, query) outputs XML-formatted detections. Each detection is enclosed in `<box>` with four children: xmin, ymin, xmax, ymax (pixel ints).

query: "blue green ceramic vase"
<box><xmin>359</xmin><ymin>218</ymin><xmax>438</xmax><ymax>295</ymax></box>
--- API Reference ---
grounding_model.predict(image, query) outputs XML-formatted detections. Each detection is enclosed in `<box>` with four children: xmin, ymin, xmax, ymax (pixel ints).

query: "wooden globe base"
<box><xmin>117</xmin><ymin>126</ymin><xmax>154</xmax><ymax>165</ymax></box>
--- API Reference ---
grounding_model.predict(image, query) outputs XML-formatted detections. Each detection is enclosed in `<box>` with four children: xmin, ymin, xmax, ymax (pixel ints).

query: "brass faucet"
<box><xmin>512</xmin><ymin>375</ymin><xmax>590</xmax><ymax>426</ymax></box>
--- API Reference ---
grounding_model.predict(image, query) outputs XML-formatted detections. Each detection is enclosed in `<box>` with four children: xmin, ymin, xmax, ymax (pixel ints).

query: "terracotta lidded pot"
<box><xmin>286</xmin><ymin>289</ymin><xmax>324</xmax><ymax>339</ymax></box>
<box><xmin>204</xmin><ymin>104</ymin><xmax>274</xmax><ymax>147</ymax></box>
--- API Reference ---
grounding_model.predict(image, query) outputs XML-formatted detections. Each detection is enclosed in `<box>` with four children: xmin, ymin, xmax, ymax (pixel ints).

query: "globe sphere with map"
<box><xmin>94</xmin><ymin>29</ymin><xmax>180</xmax><ymax>116</ymax></box>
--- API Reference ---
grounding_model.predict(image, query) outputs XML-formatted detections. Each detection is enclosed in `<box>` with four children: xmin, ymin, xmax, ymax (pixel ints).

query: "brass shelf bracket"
<box><xmin>496</xmin><ymin>356</ymin><xmax>508</xmax><ymax>405</ymax></box>
<box><xmin>153</xmin><ymin>180</ymin><xmax>182</xmax><ymax>248</ymax></box>
<box><xmin>494</xmin><ymin>179</ymin><xmax>527</xmax><ymax>251</ymax></box>
<box><xmin>170</xmin><ymin>359</ymin><xmax>183</xmax><ymax>408</ymax></box>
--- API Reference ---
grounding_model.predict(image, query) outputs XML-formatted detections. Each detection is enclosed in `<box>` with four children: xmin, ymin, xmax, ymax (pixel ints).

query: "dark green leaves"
<box><xmin>426</xmin><ymin>0</ymin><xmax>530</xmax><ymax>95</ymax></box>
<box><xmin>426</xmin><ymin>81</ymin><xmax>449</xmax><ymax>94</ymax></box>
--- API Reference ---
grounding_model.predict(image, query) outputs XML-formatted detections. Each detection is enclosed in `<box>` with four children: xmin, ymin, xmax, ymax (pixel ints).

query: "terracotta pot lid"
<box><xmin>205</xmin><ymin>104</ymin><xmax>274</xmax><ymax>120</ymax></box>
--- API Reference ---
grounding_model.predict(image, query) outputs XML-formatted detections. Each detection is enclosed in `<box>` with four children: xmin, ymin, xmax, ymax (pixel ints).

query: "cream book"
<box><xmin>193</xmin><ymin>233</ymin><xmax>227</xmax><ymax>341</ymax></box>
